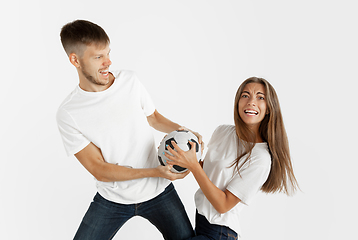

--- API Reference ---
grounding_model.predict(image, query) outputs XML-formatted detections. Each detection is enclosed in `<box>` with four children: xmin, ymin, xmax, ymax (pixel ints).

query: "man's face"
<box><xmin>78</xmin><ymin>43</ymin><xmax>112</xmax><ymax>86</ymax></box>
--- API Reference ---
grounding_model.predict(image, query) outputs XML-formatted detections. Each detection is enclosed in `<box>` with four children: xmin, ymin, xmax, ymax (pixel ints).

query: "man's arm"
<box><xmin>146</xmin><ymin>110</ymin><xmax>181</xmax><ymax>133</ymax></box>
<box><xmin>75</xmin><ymin>110</ymin><xmax>201</xmax><ymax>182</ymax></box>
<box><xmin>147</xmin><ymin>110</ymin><xmax>203</xmax><ymax>145</ymax></box>
<box><xmin>74</xmin><ymin>142</ymin><xmax>189</xmax><ymax>182</ymax></box>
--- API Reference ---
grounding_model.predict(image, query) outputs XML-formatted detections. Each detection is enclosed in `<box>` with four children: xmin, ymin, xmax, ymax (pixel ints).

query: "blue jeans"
<box><xmin>74</xmin><ymin>183</ymin><xmax>194</xmax><ymax>240</ymax></box>
<box><xmin>186</xmin><ymin>211</ymin><xmax>238</xmax><ymax>240</ymax></box>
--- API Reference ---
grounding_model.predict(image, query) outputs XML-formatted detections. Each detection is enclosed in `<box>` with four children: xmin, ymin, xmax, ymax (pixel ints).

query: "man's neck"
<box><xmin>78</xmin><ymin>72</ymin><xmax>115</xmax><ymax>92</ymax></box>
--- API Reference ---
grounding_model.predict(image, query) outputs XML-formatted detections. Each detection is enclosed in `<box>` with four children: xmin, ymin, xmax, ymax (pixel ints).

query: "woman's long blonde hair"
<box><xmin>232</xmin><ymin>77</ymin><xmax>299</xmax><ymax>195</ymax></box>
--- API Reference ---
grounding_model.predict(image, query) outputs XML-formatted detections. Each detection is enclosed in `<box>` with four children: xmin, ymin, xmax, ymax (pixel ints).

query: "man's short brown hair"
<box><xmin>60</xmin><ymin>20</ymin><xmax>110</xmax><ymax>56</ymax></box>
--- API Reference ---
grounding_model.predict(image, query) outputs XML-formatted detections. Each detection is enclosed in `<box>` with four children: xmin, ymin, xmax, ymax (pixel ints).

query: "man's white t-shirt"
<box><xmin>195</xmin><ymin>125</ymin><xmax>271</xmax><ymax>237</ymax></box>
<box><xmin>56</xmin><ymin>70</ymin><xmax>169</xmax><ymax>204</ymax></box>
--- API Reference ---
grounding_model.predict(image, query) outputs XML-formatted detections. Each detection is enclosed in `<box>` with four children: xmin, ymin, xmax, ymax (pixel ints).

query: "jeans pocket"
<box><xmin>227</xmin><ymin>233</ymin><xmax>238</xmax><ymax>240</ymax></box>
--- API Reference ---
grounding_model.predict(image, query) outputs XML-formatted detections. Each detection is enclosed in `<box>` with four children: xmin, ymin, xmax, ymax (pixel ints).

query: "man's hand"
<box><xmin>178</xmin><ymin>126</ymin><xmax>205</xmax><ymax>154</ymax></box>
<box><xmin>156</xmin><ymin>165</ymin><xmax>190</xmax><ymax>181</ymax></box>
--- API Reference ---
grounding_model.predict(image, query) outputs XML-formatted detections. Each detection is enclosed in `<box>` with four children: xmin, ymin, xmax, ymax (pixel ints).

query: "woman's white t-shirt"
<box><xmin>195</xmin><ymin>125</ymin><xmax>271</xmax><ymax>236</ymax></box>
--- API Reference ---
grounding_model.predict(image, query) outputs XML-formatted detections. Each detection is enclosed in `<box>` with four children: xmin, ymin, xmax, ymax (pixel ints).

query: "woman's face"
<box><xmin>238</xmin><ymin>83</ymin><xmax>268</xmax><ymax>132</ymax></box>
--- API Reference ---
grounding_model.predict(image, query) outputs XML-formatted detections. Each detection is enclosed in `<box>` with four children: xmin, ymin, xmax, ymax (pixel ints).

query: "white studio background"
<box><xmin>1</xmin><ymin>0</ymin><xmax>357</xmax><ymax>239</ymax></box>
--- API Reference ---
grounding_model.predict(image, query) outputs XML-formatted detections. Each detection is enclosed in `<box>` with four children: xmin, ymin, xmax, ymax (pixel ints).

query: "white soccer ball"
<box><xmin>158</xmin><ymin>130</ymin><xmax>202</xmax><ymax>173</ymax></box>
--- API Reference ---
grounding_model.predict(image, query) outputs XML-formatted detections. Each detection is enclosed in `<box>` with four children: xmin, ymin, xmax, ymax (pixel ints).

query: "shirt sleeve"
<box><xmin>56</xmin><ymin>107</ymin><xmax>90</xmax><ymax>156</ymax></box>
<box><xmin>207</xmin><ymin>125</ymin><xmax>225</xmax><ymax>148</ymax></box>
<box><xmin>226</xmin><ymin>155</ymin><xmax>271</xmax><ymax>206</ymax></box>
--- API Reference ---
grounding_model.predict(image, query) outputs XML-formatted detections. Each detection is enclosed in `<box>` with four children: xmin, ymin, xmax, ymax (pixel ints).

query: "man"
<box><xmin>57</xmin><ymin>20</ymin><xmax>201</xmax><ymax>239</ymax></box>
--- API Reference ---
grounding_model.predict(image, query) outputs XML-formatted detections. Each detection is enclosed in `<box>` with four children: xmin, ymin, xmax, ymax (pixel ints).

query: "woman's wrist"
<box><xmin>189</xmin><ymin>160</ymin><xmax>203</xmax><ymax>175</ymax></box>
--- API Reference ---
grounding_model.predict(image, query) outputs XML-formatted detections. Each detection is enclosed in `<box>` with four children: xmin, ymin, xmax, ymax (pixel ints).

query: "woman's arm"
<box><xmin>165</xmin><ymin>141</ymin><xmax>241</xmax><ymax>214</ymax></box>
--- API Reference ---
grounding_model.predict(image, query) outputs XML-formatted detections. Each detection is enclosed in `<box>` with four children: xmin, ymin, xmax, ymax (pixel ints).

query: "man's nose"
<box><xmin>104</xmin><ymin>57</ymin><xmax>112</xmax><ymax>66</ymax></box>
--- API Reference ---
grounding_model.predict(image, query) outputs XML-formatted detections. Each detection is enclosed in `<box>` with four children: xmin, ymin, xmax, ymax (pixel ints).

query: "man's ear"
<box><xmin>69</xmin><ymin>53</ymin><xmax>81</xmax><ymax>68</ymax></box>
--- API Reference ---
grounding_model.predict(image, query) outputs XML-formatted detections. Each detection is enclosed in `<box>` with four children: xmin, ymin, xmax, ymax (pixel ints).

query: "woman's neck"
<box><xmin>247</xmin><ymin>125</ymin><xmax>264</xmax><ymax>143</ymax></box>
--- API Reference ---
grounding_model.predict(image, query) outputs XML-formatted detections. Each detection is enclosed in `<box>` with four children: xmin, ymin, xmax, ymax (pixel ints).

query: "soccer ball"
<box><xmin>158</xmin><ymin>130</ymin><xmax>202</xmax><ymax>173</ymax></box>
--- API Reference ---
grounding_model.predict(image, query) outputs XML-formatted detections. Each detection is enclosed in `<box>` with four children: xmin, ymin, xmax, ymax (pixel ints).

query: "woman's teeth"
<box><xmin>244</xmin><ymin>110</ymin><xmax>258</xmax><ymax>115</ymax></box>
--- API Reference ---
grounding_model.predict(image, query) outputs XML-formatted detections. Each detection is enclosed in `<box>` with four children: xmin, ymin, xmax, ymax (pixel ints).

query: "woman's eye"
<box><xmin>258</xmin><ymin>96</ymin><xmax>265</xmax><ymax>100</ymax></box>
<box><xmin>242</xmin><ymin>94</ymin><xmax>249</xmax><ymax>98</ymax></box>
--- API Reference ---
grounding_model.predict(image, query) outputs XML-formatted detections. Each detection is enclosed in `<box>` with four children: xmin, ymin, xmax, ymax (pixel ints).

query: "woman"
<box><xmin>165</xmin><ymin>77</ymin><xmax>299</xmax><ymax>239</ymax></box>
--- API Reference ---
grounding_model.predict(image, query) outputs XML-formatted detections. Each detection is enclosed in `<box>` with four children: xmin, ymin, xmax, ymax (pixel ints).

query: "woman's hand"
<box><xmin>165</xmin><ymin>140</ymin><xmax>201</xmax><ymax>171</ymax></box>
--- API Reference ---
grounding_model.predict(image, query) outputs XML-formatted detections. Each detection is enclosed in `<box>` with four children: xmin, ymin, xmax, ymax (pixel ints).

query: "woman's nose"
<box><xmin>248</xmin><ymin>98</ymin><xmax>256</xmax><ymax>106</ymax></box>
